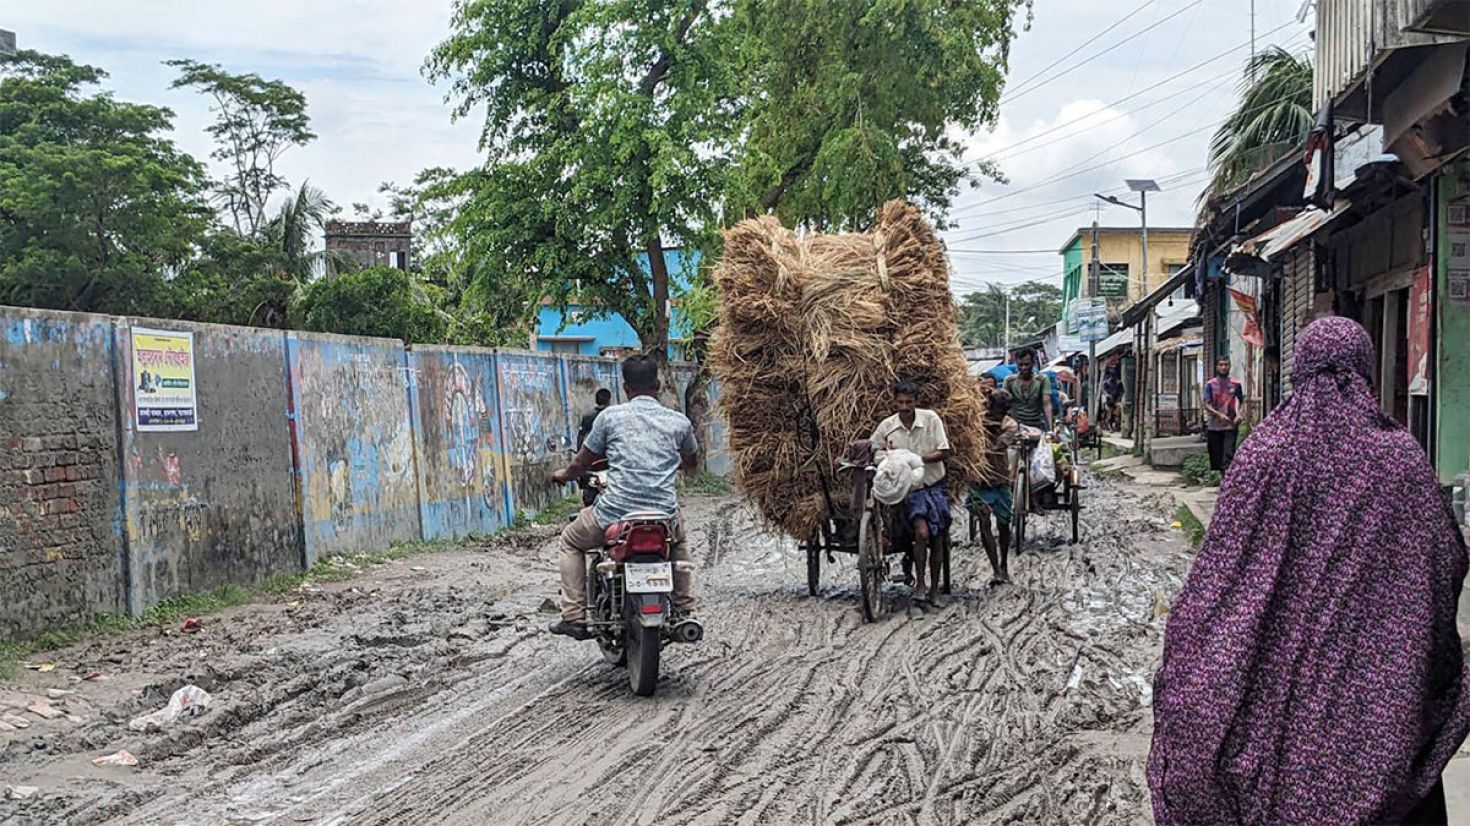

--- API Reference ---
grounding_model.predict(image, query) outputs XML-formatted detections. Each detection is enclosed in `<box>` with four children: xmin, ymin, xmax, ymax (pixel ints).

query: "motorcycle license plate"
<box><xmin>624</xmin><ymin>562</ymin><xmax>674</xmax><ymax>594</ymax></box>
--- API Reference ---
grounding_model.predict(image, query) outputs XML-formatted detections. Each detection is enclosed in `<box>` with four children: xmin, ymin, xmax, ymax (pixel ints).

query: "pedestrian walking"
<box><xmin>1202</xmin><ymin>356</ymin><xmax>1244</xmax><ymax>472</ymax></box>
<box><xmin>1147</xmin><ymin>317</ymin><xmax>1470</xmax><ymax>824</ymax></box>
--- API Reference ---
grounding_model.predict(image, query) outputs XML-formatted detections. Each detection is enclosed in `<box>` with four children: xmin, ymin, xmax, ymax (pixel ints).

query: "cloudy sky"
<box><xmin>7</xmin><ymin>0</ymin><xmax>1312</xmax><ymax>294</ymax></box>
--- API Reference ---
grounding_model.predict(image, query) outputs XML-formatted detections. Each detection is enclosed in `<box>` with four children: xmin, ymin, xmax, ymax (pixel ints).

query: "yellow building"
<box><xmin>1060</xmin><ymin>226</ymin><xmax>1194</xmax><ymax>326</ymax></box>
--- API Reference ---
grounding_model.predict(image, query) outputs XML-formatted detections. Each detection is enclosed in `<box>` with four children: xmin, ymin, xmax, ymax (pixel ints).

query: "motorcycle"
<box><xmin>578</xmin><ymin>457</ymin><xmax>610</xmax><ymax>506</ymax></box>
<box><xmin>585</xmin><ymin>510</ymin><xmax>704</xmax><ymax>695</ymax></box>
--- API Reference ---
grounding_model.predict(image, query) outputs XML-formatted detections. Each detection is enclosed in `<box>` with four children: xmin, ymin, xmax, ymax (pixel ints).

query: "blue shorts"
<box><xmin>966</xmin><ymin>485</ymin><xmax>1013</xmax><ymax>523</ymax></box>
<box><xmin>894</xmin><ymin>480</ymin><xmax>951</xmax><ymax>539</ymax></box>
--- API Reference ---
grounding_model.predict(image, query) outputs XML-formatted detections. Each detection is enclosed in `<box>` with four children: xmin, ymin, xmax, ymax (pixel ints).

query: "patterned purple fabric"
<box><xmin>1148</xmin><ymin>317</ymin><xmax>1470</xmax><ymax>824</ymax></box>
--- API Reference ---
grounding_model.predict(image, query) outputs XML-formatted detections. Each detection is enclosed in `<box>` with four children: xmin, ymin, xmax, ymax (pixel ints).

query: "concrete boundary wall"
<box><xmin>495</xmin><ymin>350</ymin><xmax>572</xmax><ymax>520</ymax></box>
<box><xmin>409</xmin><ymin>347</ymin><xmax>508</xmax><ymax>541</ymax></box>
<box><xmin>119</xmin><ymin>319</ymin><xmax>301</xmax><ymax>610</ymax></box>
<box><xmin>0</xmin><ymin>308</ymin><xmax>125</xmax><ymax>638</ymax></box>
<box><xmin>287</xmin><ymin>332</ymin><xmax>421</xmax><ymax>565</ymax></box>
<box><xmin>0</xmin><ymin>303</ymin><xmax>723</xmax><ymax>638</ymax></box>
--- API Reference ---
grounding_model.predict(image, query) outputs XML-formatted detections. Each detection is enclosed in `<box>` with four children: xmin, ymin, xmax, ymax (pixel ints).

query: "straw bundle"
<box><xmin>710</xmin><ymin>201</ymin><xmax>989</xmax><ymax>540</ymax></box>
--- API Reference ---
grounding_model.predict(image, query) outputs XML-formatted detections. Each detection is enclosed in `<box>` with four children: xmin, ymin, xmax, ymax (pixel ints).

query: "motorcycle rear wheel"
<box><xmin>626</xmin><ymin>624</ymin><xmax>661</xmax><ymax>696</ymax></box>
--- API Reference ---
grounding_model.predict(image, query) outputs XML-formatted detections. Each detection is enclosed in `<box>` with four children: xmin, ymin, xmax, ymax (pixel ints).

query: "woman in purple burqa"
<box><xmin>1149</xmin><ymin>317</ymin><xmax>1470</xmax><ymax>824</ymax></box>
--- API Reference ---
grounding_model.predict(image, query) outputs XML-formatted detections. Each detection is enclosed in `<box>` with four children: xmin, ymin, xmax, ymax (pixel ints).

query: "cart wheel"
<box><xmin>941</xmin><ymin>532</ymin><xmax>952</xmax><ymax>595</ymax></box>
<box><xmin>805</xmin><ymin>538</ymin><xmax>821</xmax><ymax>597</ymax></box>
<box><xmin>1012</xmin><ymin>464</ymin><xmax>1028</xmax><ymax>555</ymax></box>
<box><xmin>857</xmin><ymin>511</ymin><xmax>883</xmax><ymax>622</ymax></box>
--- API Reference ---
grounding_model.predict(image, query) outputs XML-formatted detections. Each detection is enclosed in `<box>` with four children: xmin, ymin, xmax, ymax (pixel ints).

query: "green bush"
<box><xmin>1181</xmin><ymin>453</ymin><xmax>1222</xmax><ymax>487</ymax></box>
<box><xmin>296</xmin><ymin>266</ymin><xmax>446</xmax><ymax>343</ymax></box>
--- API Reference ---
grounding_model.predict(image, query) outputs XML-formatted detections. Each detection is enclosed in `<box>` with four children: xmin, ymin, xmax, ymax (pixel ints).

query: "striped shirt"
<box><xmin>584</xmin><ymin>395</ymin><xmax>698</xmax><ymax>528</ymax></box>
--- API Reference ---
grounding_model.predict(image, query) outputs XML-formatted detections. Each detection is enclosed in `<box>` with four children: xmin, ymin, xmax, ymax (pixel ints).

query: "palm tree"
<box><xmin>263</xmin><ymin>180</ymin><xmax>341</xmax><ymax>283</ymax></box>
<box><xmin>1206</xmin><ymin>47</ymin><xmax>1314</xmax><ymax>199</ymax></box>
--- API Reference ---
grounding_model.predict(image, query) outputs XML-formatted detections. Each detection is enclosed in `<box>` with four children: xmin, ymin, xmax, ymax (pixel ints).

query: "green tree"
<box><xmin>169</xmin><ymin>231</ymin><xmax>296</xmax><ymax>327</ymax></box>
<box><xmin>263</xmin><ymin>179</ymin><xmax>337</xmax><ymax>283</ymax></box>
<box><xmin>166</xmin><ymin>59</ymin><xmax>315</xmax><ymax>235</ymax></box>
<box><xmin>1207</xmin><ymin>47</ymin><xmax>1313</xmax><ymax>199</ymax></box>
<box><xmin>0</xmin><ymin>51</ymin><xmax>210</xmax><ymax>315</ymax></box>
<box><xmin>296</xmin><ymin>266</ymin><xmax>446</xmax><ymax>343</ymax></box>
<box><xmin>380</xmin><ymin>169</ymin><xmax>532</xmax><ymax>348</ymax></box>
<box><xmin>425</xmin><ymin>0</ymin><xmax>734</xmax><ymax>360</ymax></box>
<box><xmin>958</xmin><ymin>280</ymin><xmax>1061</xmax><ymax>348</ymax></box>
<box><xmin>727</xmin><ymin>0</ymin><xmax>1029</xmax><ymax>231</ymax></box>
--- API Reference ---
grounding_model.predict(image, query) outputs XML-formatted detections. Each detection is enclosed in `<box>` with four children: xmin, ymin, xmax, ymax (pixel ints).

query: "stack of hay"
<box><xmin>709</xmin><ymin>200</ymin><xmax>989</xmax><ymax>540</ymax></box>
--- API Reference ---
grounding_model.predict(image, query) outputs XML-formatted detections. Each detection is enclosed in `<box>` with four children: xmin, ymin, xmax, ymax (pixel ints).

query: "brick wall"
<box><xmin>0</xmin><ymin>310</ymin><xmax>124</xmax><ymax>638</ymax></box>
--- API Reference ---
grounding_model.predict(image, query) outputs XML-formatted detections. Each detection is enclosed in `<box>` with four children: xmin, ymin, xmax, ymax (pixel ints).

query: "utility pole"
<box><xmin>1094</xmin><ymin>178</ymin><xmax>1160</xmax><ymax>452</ymax></box>
<box><xmin>1088</xmin><ymin>220</ymin><xmax>1100</xmax><ymax>453</ymax></box>
<box><xmin>1248</xmin><ymin>0</ymin><xmax>1259</xmax><ymax>85</ymax></box>
<box><xmin>1003</xmin><ymin>287</ymin><xmax>1011</xmax><ymax>357</ymax></box>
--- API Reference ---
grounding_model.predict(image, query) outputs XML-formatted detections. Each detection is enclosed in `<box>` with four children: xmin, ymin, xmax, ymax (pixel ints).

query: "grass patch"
<box><xmin>1175</xmin><ymin>504</ymin><xmax>1207</xmax><ymax>547</ymax></box>
<box><xmin>533</xmin><ymin>493</ymin><xmax>582</xmax><ymax>526</ymax></box>
<box><xmin>680</xmin><ymin>472</ymin><xmax>733</xmax><ymax>496</ymax></box>
<box><xmin>1180</xmin><ymin>454</ymin><xmax>1221</xmax><ymax>488</ymax></box>
<box><xmin>139</xmin><ymin>585</ymin><xmax>255</xmax><ymax>626</ymax></box>
<box><xmin>1</xmin><ymin>539</ymin><xmax>456</xmax><ymax>672</ymax></box>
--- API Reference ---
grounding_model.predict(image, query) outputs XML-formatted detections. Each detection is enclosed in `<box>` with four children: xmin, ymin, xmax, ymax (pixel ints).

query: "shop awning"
<box><xmin>967</xmin><ymin>358</ymin><xmax>1003</xmax><ymax>377</ymax></box>
<box><xmin>1154</xmin><ymin>335</ymin><xmax>1203</xmax><ymax>353</ymax></box>
<box><xmin>1094</xmin><ymin>326</ymin><xmax>1135</xmax><ymax>357</ymax></box>
<box><xmin>1227</xmin><ymin>200</ymin><xmax>1354</xmax><ymax>272</ymax></box>
<box><xmin>1119</xmin><ymin>263</ymin><xmax>1196</xmax><ymax>329</ymax></box>
<box><xmin>1155</xmin><ymin>305</ymin><xmax>1202</xmax><ymax>339</ymax></box>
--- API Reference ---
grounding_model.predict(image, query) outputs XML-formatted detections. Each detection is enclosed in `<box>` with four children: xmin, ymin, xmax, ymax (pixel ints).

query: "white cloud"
<box><xmin>8</xmin><ymin>0</ymin><xmax>1310</xmax><ymax>280</ymax></box>
<box><xmin>7</xmin><ymin>0</ymin><xmax>484</xmax><ymax>223</ymax></box>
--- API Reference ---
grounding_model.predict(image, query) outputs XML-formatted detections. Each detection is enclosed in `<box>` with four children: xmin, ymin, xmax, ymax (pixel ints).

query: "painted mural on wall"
<box><xmin>563</xmin><ymin>356</ymin><xmax>622</xmax><ymax>443</ymax></box>
<box><xmin>2</xmin><ymin>301</ymin><xmax>727</xmax><ymax>636</ymax></box>
<box><xmin>289</xmin><ymin>333</ymin><xmax>420</xmax><ymax>563</ymax></box>
<box><xmin>495</xmin><ymin>351</ymin><xmax>571</xmax><ymax>518</ymax></box>
<box><xmin>409</xmin><ymin>348</ymin><xmax>508</xmax><ymax>539</ymax></box>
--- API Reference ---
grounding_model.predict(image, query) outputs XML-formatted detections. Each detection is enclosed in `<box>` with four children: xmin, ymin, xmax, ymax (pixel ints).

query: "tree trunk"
<box><xmin>642</xmin><ymin>239</ymin><xmax>684</xmax><ymax>410</ymax></box>
<box><xmin>645</xmin><ymin>238</ymin><xmax>671</xmax><ymax>361</ymax></box>
<box><xmin>683</xmin><ymin>329</ymin><xmax>713</xmax><ymax>472</ymax></box>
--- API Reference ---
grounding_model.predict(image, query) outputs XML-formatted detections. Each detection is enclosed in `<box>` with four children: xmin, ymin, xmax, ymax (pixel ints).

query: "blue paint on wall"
<box><xmin>409</xmin><ymin>348</ymin><xmax>510</xmax><ymax>541</ymax></box>
<box><xmin>535</xmin><ymin>249</ymin><xmax>700</xmax><ymax>356</ymax></box>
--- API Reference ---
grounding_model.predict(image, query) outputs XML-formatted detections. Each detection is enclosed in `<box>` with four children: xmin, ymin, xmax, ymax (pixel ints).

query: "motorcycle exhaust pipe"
<box><xmin>672</xmin><ymin>618</ymin><xmax>704</xmax><ymax>643</ymax></box>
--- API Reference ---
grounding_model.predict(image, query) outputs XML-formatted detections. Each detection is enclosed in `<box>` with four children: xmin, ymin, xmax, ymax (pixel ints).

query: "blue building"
<box><xmin>534</xmin><ymin>248</ymin><xmax>700</xmax><ymax>358</ymax></box>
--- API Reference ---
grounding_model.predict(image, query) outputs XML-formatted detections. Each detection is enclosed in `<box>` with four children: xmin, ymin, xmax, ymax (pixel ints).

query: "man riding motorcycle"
<box><xmin>549</xmin><ymin>354</ymin><xmax>699</xmax><ymax>639</ymax></box>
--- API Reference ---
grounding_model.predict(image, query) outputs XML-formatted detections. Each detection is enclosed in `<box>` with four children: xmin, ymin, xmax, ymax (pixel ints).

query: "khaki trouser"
<box><xmin>559</xmin><ymin>507</ymin><xmax>695</xmax><ymax>621</ymax></box>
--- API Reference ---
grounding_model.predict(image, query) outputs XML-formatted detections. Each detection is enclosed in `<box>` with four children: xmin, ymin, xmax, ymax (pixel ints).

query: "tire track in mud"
<box><xmin>345</xmin><ymin>477</ymin><xmax>1188</xmax><ymax>826</ymax></box>
<box><xmin>21</xmin><ymin>480</ymin><xmax>1188</xmax><ymax>825</ymax></box>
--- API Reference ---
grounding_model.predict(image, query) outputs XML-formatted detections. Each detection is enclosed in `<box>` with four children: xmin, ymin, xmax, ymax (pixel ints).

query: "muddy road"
<box><xmin>2</xmin><ymin>475</ymin><xmax>1194</xmax><ymax>825</ymax></box>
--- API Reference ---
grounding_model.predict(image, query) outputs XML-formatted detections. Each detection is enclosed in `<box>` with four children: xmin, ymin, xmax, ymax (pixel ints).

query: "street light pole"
<box><xmin>1003</xmin><ymin>288</ymin><xmax>1010</xmax><ymax>355</ymax></box>
<box><xmin>1095</xmin><ymin>179</ymin><xmax>1161</xmax><ymax>451</ymax></box>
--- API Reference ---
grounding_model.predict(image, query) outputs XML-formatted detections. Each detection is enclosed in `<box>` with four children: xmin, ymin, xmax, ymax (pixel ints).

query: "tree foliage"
<box><xmin>0</xmin><ymin>51</ymin><xmax>210</xmax><ymax>315</ymax></box>
<box><xmin>426</xmin><ymin>0</ymin><xmax>735</xmax><ymax>358</ymax></box>
<box><xmin>958</xmin><ymin>281</ymin><xmax>1062</xmax><ymax>349</ymax></box>
<box><xmin>166</xmin><ymin>58</ymin><xmax>315</xmax><ymax>235</ymax></box>
<box><xmin>727</xmin><ymin>0</ymin><xmax>1028</xmax><ymax>231</ymax></box>
<box><xmin>297</xmin><ymin>267</ymin><xmax>446</xmax><ymax>343</ymax></box>
<box><xmin>1207</xmin><ymin>47</ymin><xmax>1313</xmax><ymax>199</ymax></box>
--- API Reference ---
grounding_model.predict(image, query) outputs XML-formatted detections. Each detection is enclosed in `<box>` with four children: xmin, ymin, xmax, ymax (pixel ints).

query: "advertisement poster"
<box><xmin>132</xmin><ymin>327</ymin><xmax>199</xmax><ymax>431</ymax></box>
<box><xmin>1072</xmin><ymin>297</ymin><xmax>1109</xmax><ymax>342</ymax></box>
<box><xmin>1408</xmin><ymin>266</ymin><xmax>1431</xmax><ymax>396</ymax></box>
<box><xmin>1227</xmin><ymin>287</ymin><xmax>1266</xmax><ymax>347</ymax></box>
<box><xmin>1449</xmin><ymin>198</ymin><xmax>1470</xmax><ymax>307</ymax></box>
